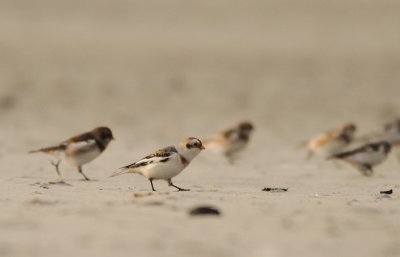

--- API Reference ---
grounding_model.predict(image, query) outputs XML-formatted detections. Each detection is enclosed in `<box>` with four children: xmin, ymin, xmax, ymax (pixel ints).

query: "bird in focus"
<box><xmin>110</xmin><ymin>137</ymin><xmax>204</xmax><ymax>191</ymax></box>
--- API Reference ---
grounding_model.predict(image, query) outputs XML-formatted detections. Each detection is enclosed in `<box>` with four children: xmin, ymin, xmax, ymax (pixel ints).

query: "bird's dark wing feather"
<box><xmin>29</xmin><ymin>131</ymin><xmax>95</xmax><ymax>154</ymax></box>
<box><xmin>331</xmin><ymin>148</ymin><xmax>361</xmax><ymax>159</ymax></box>
<box><xmin>331</xmin><ymin>143</ymin><xmax>380</xmax><ymax>159</ymax></box>
<box><xmin>64</xmin><ymin>131</ymin><xmax>96</xmax><ymax>143</ymax></box>
<box><xmin>143</xmin><ymin>146</ymin><xmax>177</xmax><ymax>159</ymax></box>
<box><xmin>64</xmin><ymin>131</ymin><xmax>106</xmax><ymax>151</ymax></box>
<box><xmin>122</xmin><ymin>146</ymin><xmax>178</xmax><ymax>169</ymax></box>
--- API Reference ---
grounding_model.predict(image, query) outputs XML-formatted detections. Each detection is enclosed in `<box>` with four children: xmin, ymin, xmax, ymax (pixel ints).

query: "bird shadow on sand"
<box><xmin>26</xmin><ymin>198</ymin><xmax>60</xmax><ymax>206</ymax></box>
<box><xmin>30</xmin><ymin>180</ymin><xmax>73</xmax><ymax>189</ymax></box>
<box><xmin>133</xmin><ymin>191</ymin><xmax>170</xmax><ymax>198</ymax></box>
<box><xmin>77</xmin><ymin>178</ymin><xmax>100</xmax><ymax>182</ymax></box>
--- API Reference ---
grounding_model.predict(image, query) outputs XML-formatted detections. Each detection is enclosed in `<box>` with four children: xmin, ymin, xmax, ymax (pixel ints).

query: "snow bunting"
<box><xmin>203</xmin><ymin>121</ymin><xmax>254</xmax><ymax>163</ymax></box>
<box><xmin>110</xmin><ymin>137</ymin><xmax>205</xmax><ymax>191</ymax></box>
<box><xmin>29</xmin><ymin>127</ymin><xmax>114</xmax><ymax>180</ymax></box>
<box><xmin>329</xmin><ymin>141</ymin><xmax>391</xmax><ymax>176</ymax></box>
<box><xmin>302</xmin><ymin>123</ymin><xmax>356</xmax><ymax>160</ymax></box>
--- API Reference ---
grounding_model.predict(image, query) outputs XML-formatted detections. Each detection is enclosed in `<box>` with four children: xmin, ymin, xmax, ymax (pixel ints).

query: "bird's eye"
<box><xmin>186</xmin><ymin>143</ymin><xmax>191</xmax><ymax>148</ymax></box>
<box><xmin>194</xmin><ymin>142</ymin><xmax>198</xmax><ymax>147</ymax></box>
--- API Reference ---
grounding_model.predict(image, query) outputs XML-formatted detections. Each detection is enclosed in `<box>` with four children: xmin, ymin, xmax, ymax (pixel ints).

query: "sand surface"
<box><xmin>1</xmin><ymin>0</ymin><xmax>400</xmax><ymax>256</ymax></box>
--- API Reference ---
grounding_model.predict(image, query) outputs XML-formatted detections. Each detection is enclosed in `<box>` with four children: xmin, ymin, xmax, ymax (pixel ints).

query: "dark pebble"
<box><xmin>189</xmin><ymin>206</ymin><xmax>221</xmax><ymax>216</ymax></box>
<box><xmin>380</xmin><ymin>189</ymin><xmax>393</xmax><ymax>195</ymax></box>
<box><xmin>262</xmin><ymin>187</ymin><xmax>288</xmax><ymax>192</ymax></box>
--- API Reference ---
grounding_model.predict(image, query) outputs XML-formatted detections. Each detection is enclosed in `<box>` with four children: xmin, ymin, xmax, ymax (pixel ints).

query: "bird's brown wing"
<box><xmin>64</xmin><ymin>131</ymin><xmax>95</xmax><ymax>144</ymax></box>
<box><xmin>143</xmin><ymin>146</ymin><xmax>178</xmax><ymax>159</ymax></box>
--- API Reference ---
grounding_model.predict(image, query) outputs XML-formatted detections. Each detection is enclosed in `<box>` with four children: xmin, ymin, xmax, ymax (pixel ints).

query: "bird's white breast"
<box><xmin>225</xmin><ymin>140</ymin><xmax>247</xmax><ymax>154</ymax></box>
<box><xmin>63</xmin><ymin>140</ymin><xmax>101</xmax><ymax>167</ymax></box>
<box><xmin>137</xmin><ymin>154</ymin><xmax>186</xmax><ymax>180</ymax></box>
<box><xmin>351</xmin><ymin>151</ymin><xmax>386</xmax><ymax>166</ymax></box>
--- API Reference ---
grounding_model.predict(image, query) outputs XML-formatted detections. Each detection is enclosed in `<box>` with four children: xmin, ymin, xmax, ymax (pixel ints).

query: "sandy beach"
<box><xmin>1</xmin><ymin>0</ymin><xmax>400</xmax><ymax>256</ymax></box>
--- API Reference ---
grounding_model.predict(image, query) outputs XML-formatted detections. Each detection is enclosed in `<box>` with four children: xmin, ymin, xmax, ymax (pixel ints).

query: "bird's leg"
<box><xmin>225</xmin><ymin>152</ymin><xmax>236</xmax><ymax>165</ymax></box>
<box><xmin>168</xmin><ymin>179</ymin><xmax>190</xmax><ymax>191</ymax></box>
<box><xmin>49</xmin><ymin>160</ymin><xmax>62</xmax><ymax>177</ymax></box>
<box><xmin>78</xmin><ymin>166</ymin><xmax>90</xmax><ymax>181</ymax></box>
<box><xmin>359</xmin><ymin>164</ymin><xmax>373</xmax><ymax>177</ymax></box>
<box><xmin>149</xmin><ymin>178</ymin><xmax>156</xmax><ymax>191</ymax></box>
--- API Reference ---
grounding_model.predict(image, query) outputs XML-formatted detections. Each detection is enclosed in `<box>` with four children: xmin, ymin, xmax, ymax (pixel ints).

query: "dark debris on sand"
<box><xmin>380</xmin><ymin>189</ymin><xmax>393</xmax><ymax>195</ymax></box>
<box><xmin>30</xmin><ymin>181</ymin><xmax>73</xmax><ymax>189</ymax></box>
<box><xmin>262</xmin><ymin>187</ymin><xmax>288</xmax><ymax>192</ymax></box>
<box><xmin>189</xmin><ymin>206</ymin><xmax>221</xmax><ymax>216</ymax></box>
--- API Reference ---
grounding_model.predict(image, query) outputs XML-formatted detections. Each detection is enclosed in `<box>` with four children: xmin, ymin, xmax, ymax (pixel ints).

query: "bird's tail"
<box><xmin>28</xmin><ymin>145</ymin><xmax>62</xmax><ymax>154</ymax></box>
<box><xmin>109</xmin><ymin>165</ymin><xmax>133</xmax><ymax>178</ymax></box>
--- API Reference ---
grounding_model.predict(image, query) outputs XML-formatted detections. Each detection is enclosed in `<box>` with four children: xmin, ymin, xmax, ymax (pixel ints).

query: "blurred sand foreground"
<box><xmin>1</xmin><ymin>0</ymin><xmax>400</xmax><ymax>257</ymax></box>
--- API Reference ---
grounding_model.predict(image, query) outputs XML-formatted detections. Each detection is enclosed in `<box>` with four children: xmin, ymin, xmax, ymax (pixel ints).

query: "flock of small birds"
<box><xmin>29</xmin><ymin>121</ymin><xmax>253</xmax><ymax>191</ymax></box>
<box><xmin>301</xmin><ymin>119</ymin><xmax>400</xmax><ymax>176</ymax></box>
<box><xmin>28</xmin><ymin>118</ymin><xmax>400</xmax><ymax>192</ymax></box>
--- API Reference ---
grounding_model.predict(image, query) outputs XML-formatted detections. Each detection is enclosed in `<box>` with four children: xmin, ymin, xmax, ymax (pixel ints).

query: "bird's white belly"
<box><xmin>64</xmin><ymin>143</ymin><xmax>101</xmax><ymax>167</ymax></box>
<box><xmin>353</xmin><ymin>152</ymin><xmax>385</xmax><ymax>166</ymax></box>
<box><xmin>225</xmin><ymin>141</ymin><xmax>246</xmax><ymax>155</ymax></box>
<box><xmin>139</xmin><ymin>160</ymin><xmax>185</xmax><ymax>180</ymax></box>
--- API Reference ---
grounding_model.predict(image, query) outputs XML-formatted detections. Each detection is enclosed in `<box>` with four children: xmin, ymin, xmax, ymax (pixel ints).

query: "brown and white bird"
<box><xmin>110</xmin><ymin>137</ymin><xmax>204</xmax><ymax>191</ymax></box>
<box><xmin>302</xmin><ymin>123</ymin><xmax>356</xmax><ymax>160</ymax></box>
<box><xmin>329</xmin><ymin>141</ymin><xmax>391</xmax><ymax>176</ymax></box>
<box><xmin>203</xmin><ymin>121</ymin><xmax>254</xmax><ymax>163</ymax></box>
<box><xmin>29</xmin><ymin>127</ymin><xmax>114</xmax><ymax>180</ymax></box>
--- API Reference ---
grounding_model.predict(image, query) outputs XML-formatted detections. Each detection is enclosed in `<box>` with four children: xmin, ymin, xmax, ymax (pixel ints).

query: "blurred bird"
<box><xmin>110</xmin><ymin>137</ymin><xmax>204</xmax><ymax>191</ymax></box>
<box><xmin>301</xmin><ymin>123</ymin><xmax>356</xmax><ymax>160</ymax></box>
<box><xmin>29</xmin><ymin>127</ymin><xmax>114</xmax><ymax>180</ymax></box>
<box><xmin>203</xmin><ymin>121</ymin><xmax>254</xmax><ymax>163</ymax></box>
<box><xmin>329</xmin><ymin>141</ymin><xmax>391</xmax><ymax>176</ymax></box>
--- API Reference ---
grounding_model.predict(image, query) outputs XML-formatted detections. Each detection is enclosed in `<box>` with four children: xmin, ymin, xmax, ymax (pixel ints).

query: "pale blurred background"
<box><xmin>1</xmin><ymin>0</ymin><xmax>400</xmax><ymax>145</ymax></box>
<box><xmin>1</xmin><ymin>1</ymin><xmax>400</xmax><ymax>257</ymax></box>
